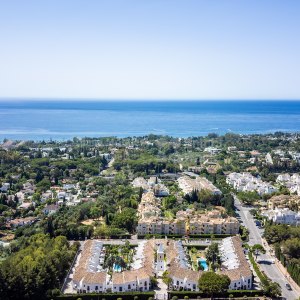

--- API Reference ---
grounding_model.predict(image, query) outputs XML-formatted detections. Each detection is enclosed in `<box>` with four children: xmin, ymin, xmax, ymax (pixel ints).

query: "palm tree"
<box><xmin>104</xmin><ymin>255</ymin><xmax>115</xmax><ymax>270</ymax></box>
<box><xmin>251</xmin><ymin>244</ymin><xmax>265</xmax><ymax>259</ymax></box>
<box><xmin>115</xmin><ymin>256</ymin><xmax>127</xmax><ymax>270</ymax></box>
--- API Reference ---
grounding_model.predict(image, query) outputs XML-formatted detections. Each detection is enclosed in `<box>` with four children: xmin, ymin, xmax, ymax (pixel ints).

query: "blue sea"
<box><xmin>0</xmin><ymin>100</ymin><xmax>300</xmax><ymax>141</ymax></box>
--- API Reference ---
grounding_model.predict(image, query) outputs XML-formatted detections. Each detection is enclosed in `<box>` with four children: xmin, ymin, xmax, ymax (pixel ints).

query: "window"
<box><xmin>128</xmin><ymin>284</ymin><xmax>131</xmax><ymax>289</ymax></box>
<box><xmin>95</xmin><ymin>286</ymin><xmax>98</xmax><ymax>291</ymax></box>
<box><xmin>119</xmin><ymin>287</ymin><xmax>123</xmax><ymax>292</ymax></box>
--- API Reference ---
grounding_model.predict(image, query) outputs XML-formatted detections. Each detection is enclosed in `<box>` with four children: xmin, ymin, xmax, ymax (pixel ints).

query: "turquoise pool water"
<box><xmin>198</xmin><ymin>258</ymin><xmax>208</xmax><ymax>271</ymax></box>
<box><xmin>113</xmin><ymin>264</ymin><xmax>122</xmax><ymax>272</ymax></box>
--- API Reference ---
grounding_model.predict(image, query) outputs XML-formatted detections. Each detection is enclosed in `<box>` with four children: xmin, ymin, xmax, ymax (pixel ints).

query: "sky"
<box><xmin>0</xmin><ymin>0</ymin><xmax>299</xmax><ymax>100</ymax></box>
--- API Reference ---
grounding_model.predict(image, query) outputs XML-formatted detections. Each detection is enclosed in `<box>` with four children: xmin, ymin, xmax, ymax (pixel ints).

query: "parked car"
<box><xmin>286</xmin><ymin>283</ymin><xmax>292</xmax><ymax>290</ymax></box>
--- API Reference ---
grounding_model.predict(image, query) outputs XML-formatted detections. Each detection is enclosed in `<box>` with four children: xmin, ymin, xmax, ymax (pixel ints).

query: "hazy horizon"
<box><xmin>1</xmin><ymin>98</ymin><xmax>300</xmax><ymax>103</ymax></box>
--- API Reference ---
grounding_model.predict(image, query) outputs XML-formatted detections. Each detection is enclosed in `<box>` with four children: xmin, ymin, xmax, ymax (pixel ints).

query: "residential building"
<box><xmin>7</xmin><ymin>217</ymin><xmax>37</xmax><ymax>229</ymax></box>
<box><xmin>42</xmin><ymin>204</ymin><xmax>59</xmax><ymax>215</ymax></box>
<box><xmin>262</xmin><ymin>208</ymin><xmax>300</xmax><ymax>225</ymax></box>
<box><xmin>177</xmin><ymin>175</ymin><xmax>222</xmax><ymax>195</ymax></box>
<box><xmin>136</xmin><ymin>191</ymin><xmax>239</xmax><ymax>236</ymax></box>
<box><xmin>226</xmin><ymin>172</ymin><xmax>277</xmax><ymax>195</ymax></box>
<box><xmin>267</xmin><ymin>194</ymin><xmax>300</xmax><ymax>210</ymax></box>
<box><xmin>276</xmin><ymin>173</ymin><xmax>300</xmax><ymax>196</ymax></box>
<box><xmin>73</xmin><ymin>240</ymin><xmax>154</xmax><ymax>294</ymax></box>
<box><xmin>219</xmin><ymin>236</ymin><xmax>253</xmax><ymax>290</ymax></box>
<box><xmin>204</xmin><ymin>147</ymin><xmax>222</xmax><ymax>155</ymax></box>
<box><xmin>168</xmin><ymin>240</ymin><xmax>200</xmax><ymax>291</ymax></box>
<box><xmin>132</xmin><ymin>176</ymin><xmax>169</xmax><ymax>196</ymax></box>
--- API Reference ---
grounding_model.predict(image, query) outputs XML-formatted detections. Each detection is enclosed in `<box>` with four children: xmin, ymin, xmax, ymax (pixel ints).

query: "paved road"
<box><xmin>234</xmin><ymin>195</ymin><xmax>299</xmax><ymax>300</ymax></box>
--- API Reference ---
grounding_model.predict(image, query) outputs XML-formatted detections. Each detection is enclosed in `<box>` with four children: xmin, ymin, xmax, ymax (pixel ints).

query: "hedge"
<box><xmin>168</xmin><ymin>289</ymin><xmax>265</xmax><ymax>299</ymax></box>
<box><xmin>248</xmin><ymin>252</ymin><xmax>269</xmax><ymax>287</ymax></box>
<box><xmin>184</xmin><ymin>245</ymin><xmax>208</xmax><ymax>250</ymax></box>
<box><xmin>109</xmin><ymin>234</ymin><xmax>131</xmax><ymax>239</ymax></box>
<box><xmin>56</xmin><ymin>292</ymin><xmax>155</xmax><ymax>300</ymax></box>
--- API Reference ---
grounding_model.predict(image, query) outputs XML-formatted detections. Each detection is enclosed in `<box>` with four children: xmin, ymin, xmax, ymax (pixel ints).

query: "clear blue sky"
<box><xmin>0</xmin><ymin>0</ymin><xmax>299</xmax><ymax>100</ymax></box>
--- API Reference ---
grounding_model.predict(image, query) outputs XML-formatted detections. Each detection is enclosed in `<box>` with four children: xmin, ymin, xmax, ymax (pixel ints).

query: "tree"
<box><xmin>264</xmin><ymin>281</ymin><xmax>281</xmax><ymax>298</ymax></box>
<box><xmin>112</xmin><ymin>208</ymin><xmax>137</xmax><ymax>233</ymax></box>
<box><xmin>205</xmin><ymin>242</ymin><xmax>220</xmax><ymax>270</ymax></box>
<box><xmin>251</xmin><ymin>244</ymin><xmax>266</xmax><ymax>259</ymax></box>
<box><xmin>263</xmin><ymin>224</ymin><xmax>290</xmax><ymax>244</ymax></box>
<box><xmin>198</xmin><ymin>189</ymin><xmax>213</xmax><ymax>207</ymax></box>
<box><xmin>282</xmin><ymin>238</ymin><xmax>300</xmax><ymax>259</ymax></box>
<box><xmin>162</xmin><ymin>271</ymin><xmax>172</xmax><ymax>288</ymax></box>
<box><xmin>0</xmin><ymin>233</ymin><xmax>76</xmax><ymax>300</ymax></box>
<box><xmin>198</xmin><ymin>272</ymin><xmax>230</xmax><ymax>295</ymax></box>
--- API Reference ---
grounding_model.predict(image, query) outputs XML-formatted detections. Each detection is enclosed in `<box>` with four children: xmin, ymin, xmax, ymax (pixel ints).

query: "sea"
<box><xmin>0</xmin><ymin>100</ymin><xmax>300</xmax><ymax>141</ymax></box>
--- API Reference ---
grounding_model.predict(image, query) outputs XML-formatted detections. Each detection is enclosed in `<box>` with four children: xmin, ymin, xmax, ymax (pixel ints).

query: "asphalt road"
<box><xmin>234</xmin><ymin>195</ymin><xmax>299</xmax><ymax>300</ymax></box>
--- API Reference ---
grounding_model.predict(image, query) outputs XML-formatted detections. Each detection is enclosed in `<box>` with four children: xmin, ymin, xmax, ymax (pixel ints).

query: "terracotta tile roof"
<box><xmin>219</xmin><ymin>236</ymin><xmax>252</xmax><ymax>280</ymax></box>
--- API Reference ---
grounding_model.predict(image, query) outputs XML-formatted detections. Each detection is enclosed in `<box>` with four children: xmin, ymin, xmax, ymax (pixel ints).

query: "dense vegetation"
<box><xmin>0</xmin><ymin>234</ymin><xmax>78</xmax><ymax>300</ymax></box>
<box><xmin>264</xmin><ymin>223</ymin><xmax>300</xmax><ymax>286</ymax></box>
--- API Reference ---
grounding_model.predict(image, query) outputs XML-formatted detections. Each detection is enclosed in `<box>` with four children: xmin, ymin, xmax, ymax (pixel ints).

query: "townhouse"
<box><xmin>73</xmin><ymin>240</ymin><xmax>154</xmax><ymax>294</ymax></box>
<box><xmin>219</xmin><ymin>236</ymin><xmax>253</xmax><ymax>290</ymax></box>
<box><xmin>167</xmin><ymin>240</ymin><xmax>201</xmax><ymax>291</ymax></box>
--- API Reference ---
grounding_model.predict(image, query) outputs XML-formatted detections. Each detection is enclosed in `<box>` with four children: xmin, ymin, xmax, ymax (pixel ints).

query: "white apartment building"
<box><xmin>227</xmin><ymin>172</ymin><xmax>277</xmax><ymax>195</ymax></box>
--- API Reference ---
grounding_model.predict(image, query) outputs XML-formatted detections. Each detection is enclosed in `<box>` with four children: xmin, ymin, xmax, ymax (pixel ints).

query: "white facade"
<box><xmin>227</xmin><ymin>172</ymin><xmax>277</xmax><ymax>195</ymax></box>
<box><xmin>263</xmin><ymin>208</ymin><xmax>300</xmax><ymax>225</ymax></box>
<box><xmin>156</xmin><ymin>244</ymin><xmax>165</xmax><ymax>272</ymax></box>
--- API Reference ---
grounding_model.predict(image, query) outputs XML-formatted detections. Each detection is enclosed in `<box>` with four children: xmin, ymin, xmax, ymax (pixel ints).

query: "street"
<box><xmin>234</xmin><ymin>195</ymin><xmax>300</xmax><ymax>300</ymax></box>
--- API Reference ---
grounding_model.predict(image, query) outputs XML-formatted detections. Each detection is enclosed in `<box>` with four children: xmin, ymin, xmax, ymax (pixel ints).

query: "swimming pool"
<box><xmin>113</xmin><ymin>263</ymin><xmax>122</xmax><ymax>272</ymax></box>
<box><xmin>197</xmin><ymin>258</ymin><xmax>208</xmax><ymax>271</ymax></box>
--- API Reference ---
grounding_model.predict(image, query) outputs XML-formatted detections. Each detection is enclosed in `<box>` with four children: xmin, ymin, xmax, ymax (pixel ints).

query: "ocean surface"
<box><xmin>0</xmin><ymin>100</ymin><xmax>300</xmax><ymax>141</ymax></box>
